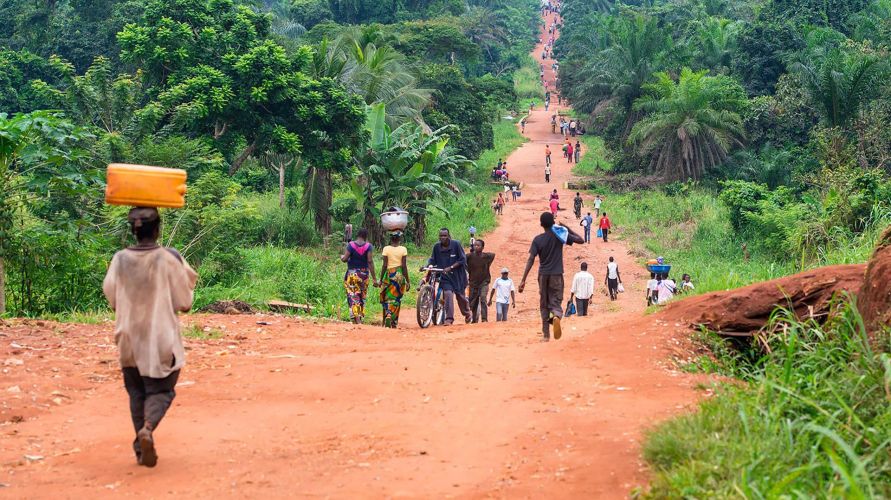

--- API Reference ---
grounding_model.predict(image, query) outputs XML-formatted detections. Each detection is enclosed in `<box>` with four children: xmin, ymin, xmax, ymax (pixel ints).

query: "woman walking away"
<box><xmin>604</xmin><ymin>256</ymin><xmax>622</xmax><ymax>301</ymax></box>
<box><xmin>599</xmin><ymin>212</ymin><xmax>611</xmax><ymax>242</ymax></box>
<box><xmin>380</xmin><ymin>232</ymin><xmax>409</xmax><ymax>328</ymax></box>
<box><xmin>566</xmin><ymin>142</ymin><xmax>574</xmax><ymax>163</ymax></box>
<box><xmin>341</xmin><ymin>228</ymin><xmax>378</xmax><ymax>324</ymax></box>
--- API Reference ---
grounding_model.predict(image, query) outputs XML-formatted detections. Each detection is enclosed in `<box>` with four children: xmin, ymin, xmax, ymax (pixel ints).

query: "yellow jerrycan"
<box><xmin>105</xmin><ymin>164</ymin><xmax>187</xmax><ymax>208</ymax></box>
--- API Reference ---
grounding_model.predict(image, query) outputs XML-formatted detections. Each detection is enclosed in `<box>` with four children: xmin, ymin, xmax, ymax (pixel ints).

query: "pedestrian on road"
<box><xmin>340</xmin><ymin>228</ymin><xmax>379</xmax><ymax>324</ymax></box>
<box><xmin>545</xmin><ymin>163</ymin><xmax>551</xmax><ymax>183</ymax></box>
<box><xmin>467</xmin><ymin>239</ymin><xmax>495</xmax><ymax>323</ymax></box>
<box><xmin>102</xmin><ymin>208</ymin><xmax>198</xmax><ymax>468</ymax></box>
<box><xmin>599</xmin><ymin>212</ymin><xmax>611</xmax><ymax>242</ymax></box>
<box><xmin>549</xmin><ymin>197</ymin><xmax>559</xmax><ymax>216</ymax></box>
<box><xmin>574</xmin><ymin>140</ymin><xmax>581</xmax><ymax>163</ymax></box>
<box><xmin>573</xmin><ymin>192</ymin><xmax>583</xmax><ymax>219</ymax></box>
<box><xmin>580</xmin><ymin>212</ymin><xmax>593</xmax><ymax>243</ymax></box>
<box><xmin>545</xmin><ymin>145</ymin><xmax>552</xmax><ymax>165</ymax></box>
<box><xmin>511</xmin><ymin>184</ymin><xmax>519</xmax><ymax>201</ymax></box>
<box><xmin>567</xmin><ymin>142</ymin><xmax>575</xmax><ymax>163</ymax></box>
<box><xmin>519</xmin><ymin>212</ymin><xmax>584</xmax><ymax>341</ymax></box>
<box><xmin>520</xmin><ymin>117</ymin><xmax>526</xmax><ymax>134</ymax></box>
<box><xmin>488</xmin><ymin>267</ymin><xmax>517</xmax><ymax>322</ymax></box>
<box><xmin>605</xmin><ymin>256</ymin><xmax>622</xmax><ymax>301</ymax></box>
<box><xmin>646</xmin><ymin>272</ymin><xmax>658</xmax><ymax>306</ymax></box>
<box><xmin>594</xmin><ymin>195</ymin><xmax>602</xmax><ymax>217</ymax></box>
<box><xmin>428</xmin><ymin>228</ymin><xmax>472</xmax><ymax>325</ymax></box>
<box><xmin>570</xmin><ymin>262</ymin><xmax>595</xmax><ymax>316</ymax></box>
<box><xmin>380</xmin><ymin>231</ymin><xmax>409</xmax><ymax>328</ymax></box>
<box><xmin>551</xmin><ymin>115</ymin><xmax>557</xmax><ymax>134</ymax></box>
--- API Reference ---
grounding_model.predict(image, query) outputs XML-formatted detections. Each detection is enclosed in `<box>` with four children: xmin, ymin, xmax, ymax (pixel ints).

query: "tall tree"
<box><xmin>628</xmin><ymin>68</ymin><xmax>747</xmax><ymax>180</ymax></box>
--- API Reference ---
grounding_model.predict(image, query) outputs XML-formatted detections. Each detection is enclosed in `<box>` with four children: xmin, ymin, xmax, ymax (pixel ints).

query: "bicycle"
<box><xmin>416</xmin><ymin>266</ymin><xmax>447</xmax><ymax>328</ymax></box>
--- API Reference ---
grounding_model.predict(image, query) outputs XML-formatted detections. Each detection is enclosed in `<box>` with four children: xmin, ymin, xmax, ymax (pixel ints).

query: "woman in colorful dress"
<box><xmin>340</xmin><ymin>228</ymin><xmax>378</xmax><ymax>324</ymax></box>
<box><xmin>380</xmin><ymin>232</ymin><xmax>410</xmax><ymax>328</ymax></box>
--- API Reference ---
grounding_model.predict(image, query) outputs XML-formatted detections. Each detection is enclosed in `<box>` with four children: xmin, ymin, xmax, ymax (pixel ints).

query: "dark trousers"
<box><xmin>601</xmin><ymin>228</ymin><xmax>609</xmax><ymax>242</ymax></box>
<box><xmin>545</xmin><ymin>173</ymin><xmax>550</xmax><ymax>182</ymax></box>
<box><xmin>538</xmin><ymin>274</ymin><xmax>564</xmax><ymax>338</ymax></box>
<box><xmin>442</xmin><ymin>289</ymin><xmax>471</xmax><ymax>325</ymax></box>
<box><xmin>123</xmin><ymin>368</ymin><xmax>179</xmax><ymax>456</ymax></box>
<box><xmin>607</xmin><ymin>278</ymin><xmax>619</xmax><ymax>300</ymax></box>
<box><xmin>583</xmin><ymin>226</ymin><xmax>591</xmax><ymax>243</ymax></box>
<box><xmin>576</xmin><ymin>297</ymin><xmax>589</xmax><ymax>316</ymax></box>
<box><xmin>468</xmin><ymin>281</ymin><xmax>489</xmax><ymax>323</ymax></box>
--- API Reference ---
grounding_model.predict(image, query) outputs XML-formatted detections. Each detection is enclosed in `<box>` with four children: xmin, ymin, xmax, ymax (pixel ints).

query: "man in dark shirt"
<box><xmin>429</xmin><ymin>228</ymin><xmax>472</xmax><ymax>325</ymax></box>
<box><xmin>518</xmin><ymin>212</ymin><xmax>584</xmax><ymax>341</ymax></box>
<box><xmin>466</xmin><ymin>239</ymin><xmax>495</xmax><ymax>323</ymax></box>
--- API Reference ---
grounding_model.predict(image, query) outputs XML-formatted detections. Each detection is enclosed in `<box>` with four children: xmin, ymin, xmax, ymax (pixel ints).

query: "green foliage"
<box><xmin>642</xmin><ymin>303</ymin><xmax>891</xmax><ymax>497</ymax></box>
<box><xmin>571</xmin><ymin>135</ymin><xmax>612</xmax><ymax>176</ymax></box>
<box><xmin>628</xmin><ymin>68</ymin><xmax>748</xmax><ymax>180</ymax></box>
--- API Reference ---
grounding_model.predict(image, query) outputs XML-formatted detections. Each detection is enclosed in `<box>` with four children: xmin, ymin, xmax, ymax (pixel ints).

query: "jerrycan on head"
<box><xmin>105</xmin><ymin>164</ymin><xmax>187</xmax><ymax>208</ymax></box>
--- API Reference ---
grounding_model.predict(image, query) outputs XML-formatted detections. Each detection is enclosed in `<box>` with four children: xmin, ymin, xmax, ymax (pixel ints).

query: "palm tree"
<box><xmin>566</xmin><ymin>13</ymin><xmax>673</xmax><ymax>137</ymax></box>
<box><xmin>628</xmin><ymin>68</ymin><xmax>747</xmax><ymax>180</ymax></box>
<box><xmin>460</xmin><ymin>6</ymin><xmax>509</xmax><ymax>67</ymax></box>
<box><xmin>690</xmin><ymin>17</ymin><xmax>739</xmax><ymax>74</ymax></box>
<box><xmin>352</xmin><ymin>104</ymin><xmax>471</xmax><ymax>245</ymax></box>
<box><xmin>792</xmin><ymin>49</ymin><xmax>888</xmax><ymax>129</ymax></box>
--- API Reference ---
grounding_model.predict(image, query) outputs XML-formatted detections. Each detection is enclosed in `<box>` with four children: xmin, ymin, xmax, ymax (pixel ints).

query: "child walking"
<box><xmin>103</xmin><ymin>207</ymin><xmax>198</xmax><ymax>467</ymax></box>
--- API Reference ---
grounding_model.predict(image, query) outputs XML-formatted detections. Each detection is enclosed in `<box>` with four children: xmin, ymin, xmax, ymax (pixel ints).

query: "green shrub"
<box><xmin>642</xmin><ymin>303</ymin><xmax>891</xmax><ymax>497</ymax></box>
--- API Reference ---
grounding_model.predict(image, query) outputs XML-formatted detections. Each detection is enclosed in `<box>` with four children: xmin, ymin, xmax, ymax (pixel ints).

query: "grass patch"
<box><xmin>41</xmin><ymin>310</ymin><xmax>114</xmax><ymax>324</ymax></box>
<box><xmin>572</xmin><ymin>135</ymin><xmax>612</xmax><ymax>176</ymax></box>
<box><xmin>513</xmin><ymin>55</ymin><xmax>543</xmax><ymax>100</ymax></box>
<box><xmin>182</xmin><ymin>323</ymin><xmax>224</xmax><ymax>340</ymax></box>
<box><xmin>605</xmin><ymin>188</ymin><xmax>883</xmax><ymax>294</ymax></box>
<box><xmin>641</xmin><ymin>304</ymin><xmax>891</xmax><ymax>497</ymax></box>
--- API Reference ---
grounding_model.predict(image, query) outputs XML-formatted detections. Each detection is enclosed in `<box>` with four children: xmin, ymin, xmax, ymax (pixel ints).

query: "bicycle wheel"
<box><xmin>417</xmin><ymin>284</ymin><xmax>434</xmax><ymax>328</ymax></box>
<box><xmin>433</xmin><ymin>288</ymin><xmax>445</xmax><ymax>325</ymax></box>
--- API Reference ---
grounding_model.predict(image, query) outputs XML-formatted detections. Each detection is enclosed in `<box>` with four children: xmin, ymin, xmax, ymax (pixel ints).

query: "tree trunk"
<box><xmin>411</xmin><ymin>212</ymin><xmax>426</xmax><ymax>246</ymax></box>
<box><xmin>364</xmin><ymin>209</ymin><xmax>384</xmax><ymax>248</ymax></box>
<box><xmin>314</xmin><ymin>168</ymin><xmax>332</xmax><ymax>237</ymax></box>
<box><xmin>279</xmin><ymin>161</ymin><xmax>286</xmax><ymax>209</ymax></box>
<box><xmin>0</xmin><ymin>256</ymin><xmax>5</xmax><ymax>316</ymax></box>
<box><xmin>228</xmin><ymin>140</ymin><xmax>258</xmax><ymax>175</ymax></box>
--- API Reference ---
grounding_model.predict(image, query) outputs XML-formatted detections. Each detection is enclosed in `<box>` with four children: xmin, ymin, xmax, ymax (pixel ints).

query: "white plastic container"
<box><xmin>381</xmin><ymin>210</ymin><xmax>409</xmax><ymax>231</ymax></box>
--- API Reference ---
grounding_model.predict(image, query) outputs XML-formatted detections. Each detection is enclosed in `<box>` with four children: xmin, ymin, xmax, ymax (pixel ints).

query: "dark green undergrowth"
<box><xmin>640</xmin><ymin>303</ymin><xmax>891</xmax><ymax>497</ymax></box>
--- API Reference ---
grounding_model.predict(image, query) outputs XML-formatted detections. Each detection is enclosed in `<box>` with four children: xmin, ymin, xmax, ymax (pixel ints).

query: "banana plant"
<box><xmin>352</xmin><ymin>104</ymin><xmax>471</xmax><ymax>245</ymax></box>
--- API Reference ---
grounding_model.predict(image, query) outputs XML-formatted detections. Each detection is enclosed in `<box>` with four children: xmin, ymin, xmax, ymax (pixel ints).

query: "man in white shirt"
<box><xmin>604</xmin><ymin>256</ymin><xmax>622</xmax><ymax>301</ymax></box>
<box><xmin>488</xmin><ymin>267</ymin><xmax>517</xmax><ymax>321</ymax></box>
<box><xmin>593</xmin><ymin>195</ymin><xmax>603</xmax><ymax>218</ymax></box>
<box><xmin>569</xmin><ymin>262</ymin><xmax>595</xmax><ymax>316</ymax></box>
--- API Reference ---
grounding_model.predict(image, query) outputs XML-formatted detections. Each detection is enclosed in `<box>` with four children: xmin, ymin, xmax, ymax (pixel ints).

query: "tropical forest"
<box><xmin>1</xmin><ymin>0</ymin><xmax>890</xmax><ymax>497</ymax></box>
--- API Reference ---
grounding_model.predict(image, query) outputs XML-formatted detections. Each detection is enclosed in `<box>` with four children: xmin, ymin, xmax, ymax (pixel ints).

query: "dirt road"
<box><xmin>0</xmin><ymin>10</ymin><xmax>703</xmax><ymax>499</ymax></box>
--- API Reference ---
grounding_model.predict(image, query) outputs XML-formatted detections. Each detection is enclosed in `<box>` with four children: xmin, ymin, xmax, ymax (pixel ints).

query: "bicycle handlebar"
<box><xmin>420</xmin><ymin>266</ymin><xmax>447</xmax><ymax>272</ymax></box>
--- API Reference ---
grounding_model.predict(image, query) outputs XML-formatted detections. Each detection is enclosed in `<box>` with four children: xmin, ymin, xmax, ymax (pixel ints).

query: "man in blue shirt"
<box><xmin>429</xmin><ymin>228</ymin><xmax>471</xmax><ymax>325</ymax></box>
<box><xmin>580</xmin><ymin>212</ymin><xmax>593</xmax><ymax>243</ymax></box>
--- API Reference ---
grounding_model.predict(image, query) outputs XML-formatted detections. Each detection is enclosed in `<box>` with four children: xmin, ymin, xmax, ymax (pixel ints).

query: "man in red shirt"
<box><xmin>599</xmin><ymin>212</ymin><xmax>611</xmax><ymax>242</ymax></box>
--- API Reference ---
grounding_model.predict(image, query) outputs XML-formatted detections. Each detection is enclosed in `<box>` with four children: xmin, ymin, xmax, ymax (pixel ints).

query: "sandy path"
<box><xmin>0</xmin><ymin>11</ymin><xmax>703</xmax><ymax>499</ymax></box>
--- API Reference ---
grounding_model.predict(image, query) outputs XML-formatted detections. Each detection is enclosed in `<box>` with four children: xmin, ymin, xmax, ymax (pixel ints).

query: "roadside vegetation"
<box><xmin>0</xmin><ymin>0</ymin><xmax>538</xmax><ymax>319</ymax></box>
<box><xmin>556</xmin><ymin>0</ymin><xmax>891</xmax><ymax>495</ymax></box>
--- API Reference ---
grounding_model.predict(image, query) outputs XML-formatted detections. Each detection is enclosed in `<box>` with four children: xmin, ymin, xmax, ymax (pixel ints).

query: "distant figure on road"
<box><xmin>599</xmin><ymin>211</ymin><xmax>611</xmax><ymax>242</ymax></box>
<box><xmin>103</xmin><ymin>208</ymin><xmax>198</xmax><ymax>468</ymax></box>
<box><xmin>580</xmin><ymin>212</ymin><xmax>593</xmax><ymax>243</ymax></box>
<box><xmin>467</xmin><ymin>239</ymin><xmax>495</xmax><ymax>323</ymax></box>
<box><xmin>605</xmin><ymin>256</ymin><xmax>622</xmax><ymax>301</ymax></box>
<box><xmin>545</xmin><ymin>163</ymin><xmax>551</xmax><ymax>183</ymax></box>
<box><xmin>380</xmin><ymin>231</ymin><xmax>410</xmax><ymax>328</ymax></box>
<box><xmin>594</xmin><ymin>195</ymin><xmax>602</xmax><ymax>217</ymax></box>
<box><xmin>519</xmin><ymin>212</ymin><xmax>584</xmax><ymax>341</ymax></box>
<box><xmin>573</xmin><ymin>192</ymin><xmax>583</xmax><ymax>219</ymax></box>
<box><xmin>428</xmin><ymin>228</ymin><xmax>471</xmax><ymax>325</ymax></box>
<box><xmin>570</xmin><ymin>262</ymin><xmax>595</xmax><ymax>316</ymax></box>
<box><xmin>488</xmin><ymin>267</ymin><xmax>517</xmax><ymax>322</ymax></box>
